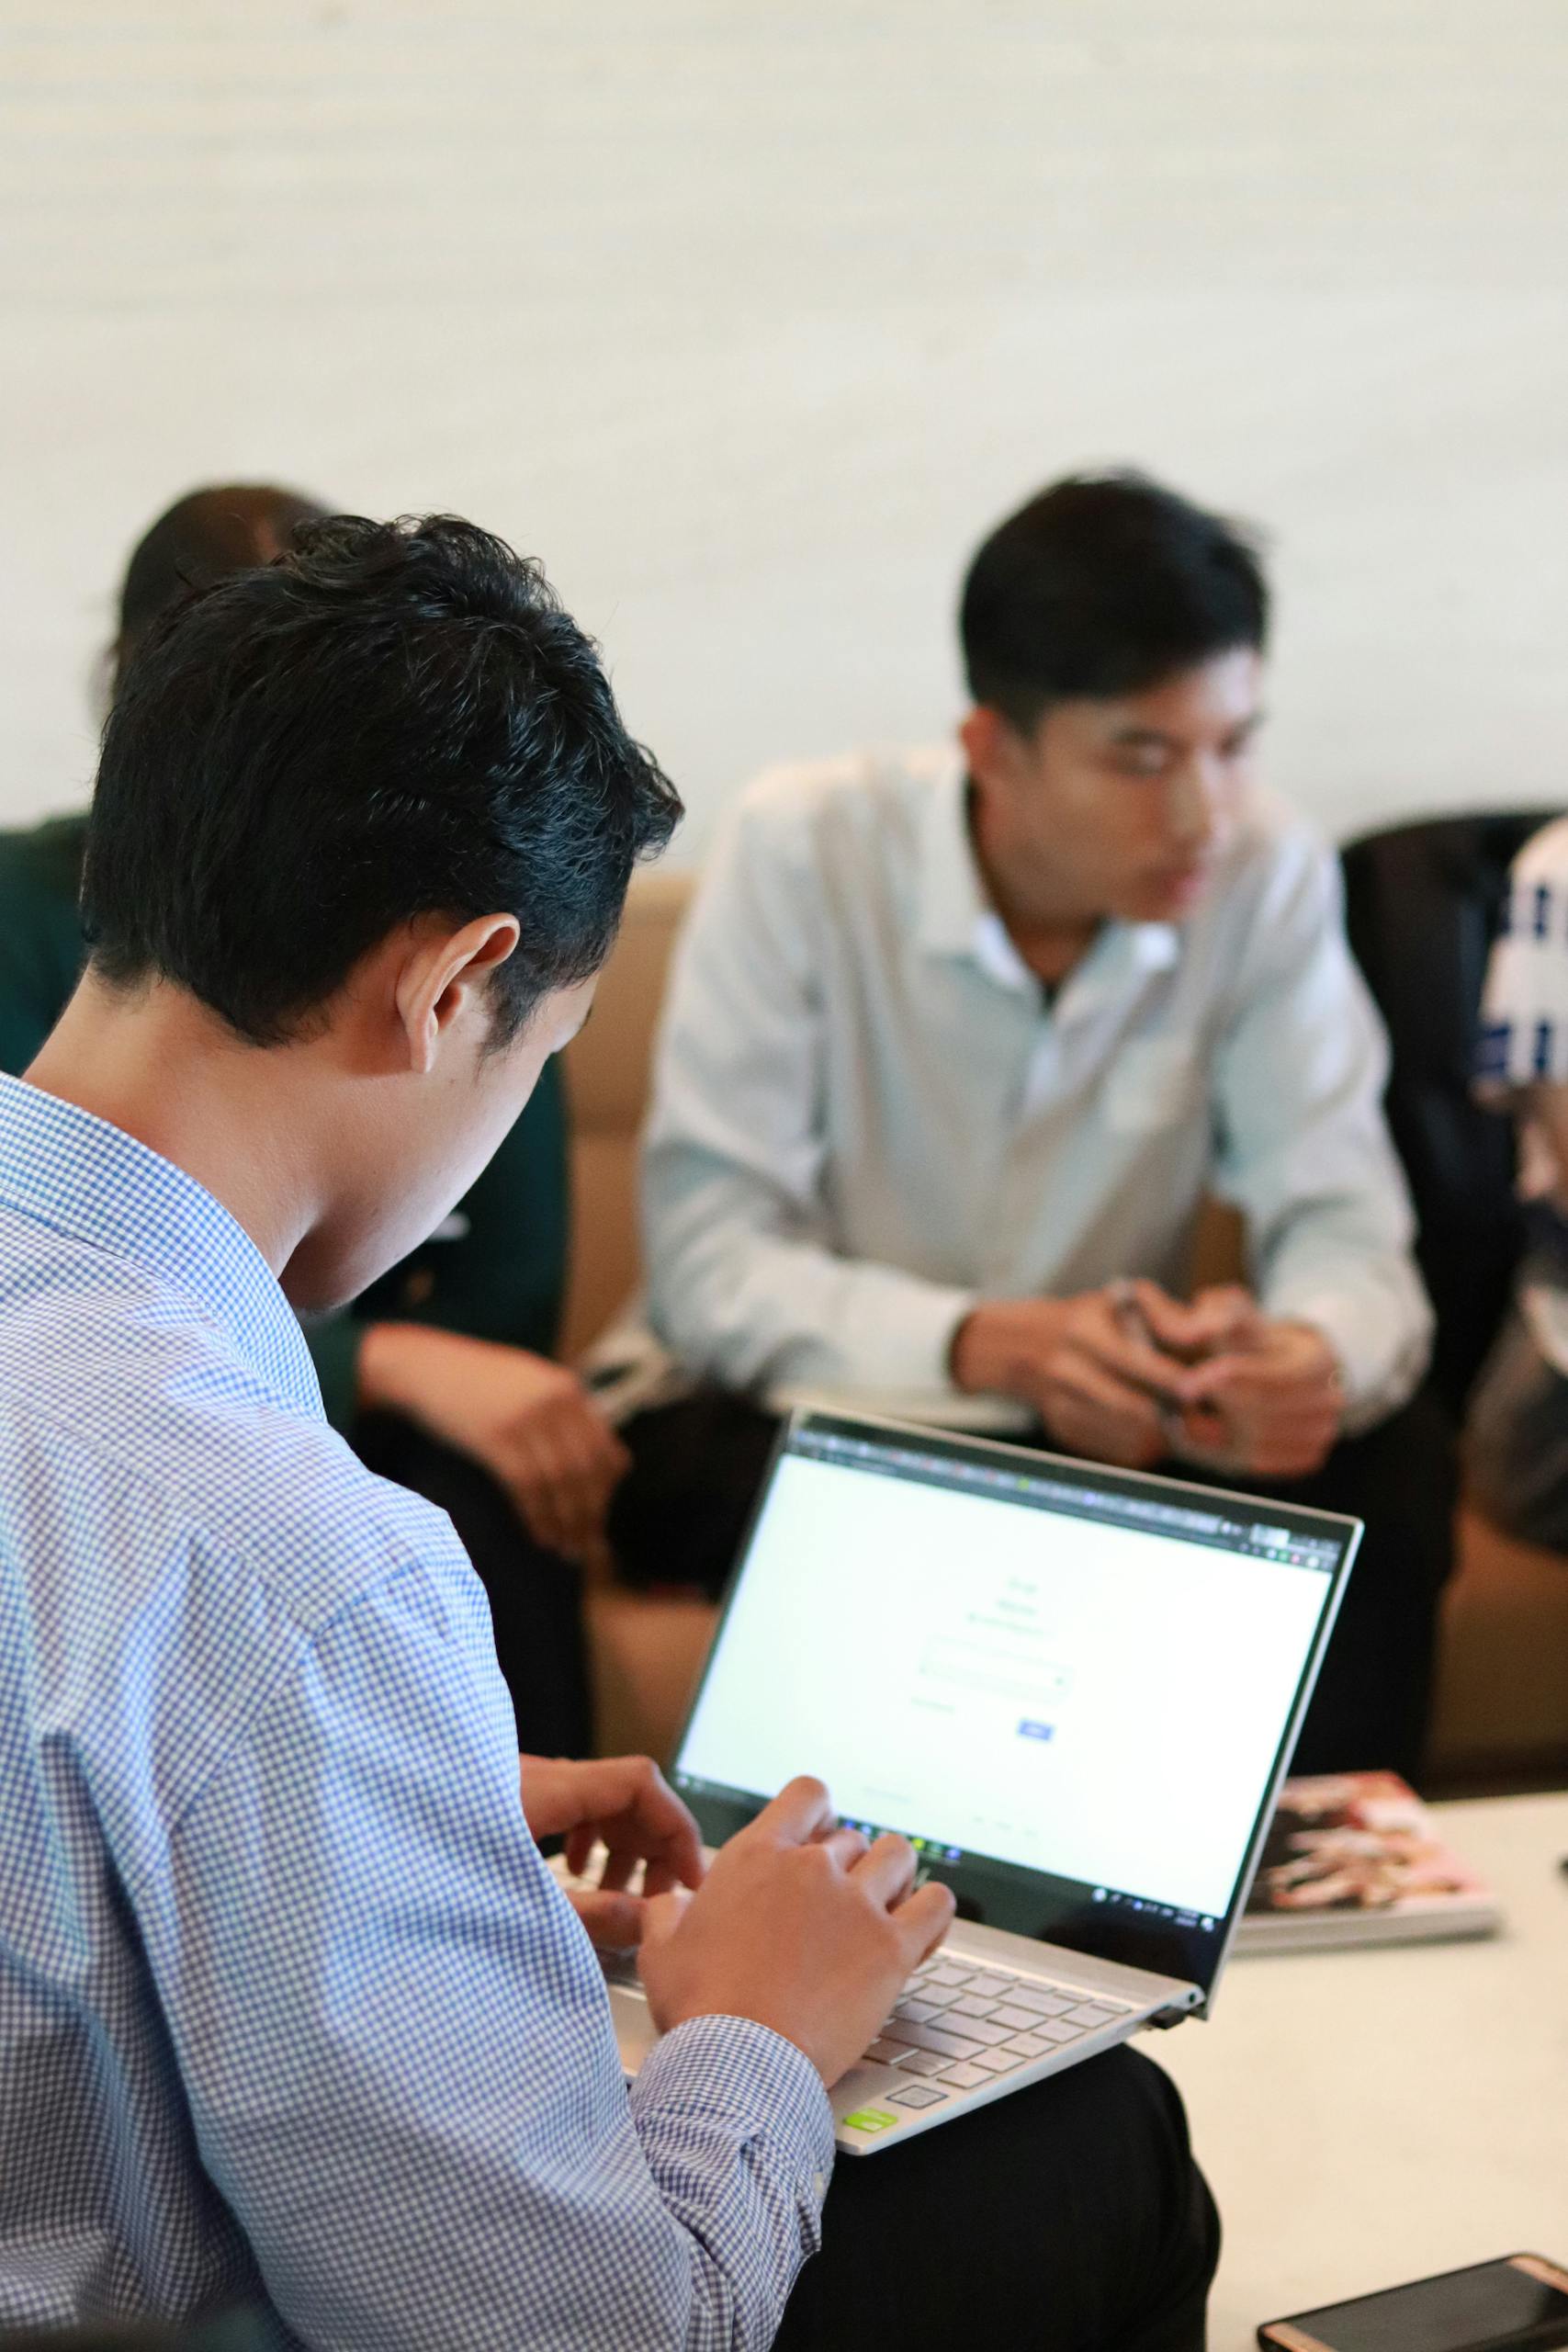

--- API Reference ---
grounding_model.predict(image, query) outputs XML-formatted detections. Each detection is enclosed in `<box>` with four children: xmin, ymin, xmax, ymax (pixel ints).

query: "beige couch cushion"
<box><xmin>559</xmin><ymin>868</ymin><xmax>694</xmax><ymax>1360</ymax></box>
<box><xmin>1430</xmin><ymin>1510</ymin><xmax>1568</xmax><ymax>1777</ymax></box>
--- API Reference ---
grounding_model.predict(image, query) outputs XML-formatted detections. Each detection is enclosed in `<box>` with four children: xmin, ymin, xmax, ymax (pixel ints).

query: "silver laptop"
<box><xmin>586</xmin><ymin>1408</ymin><xmax>1359</xmax><ymax>2154</ymax></box>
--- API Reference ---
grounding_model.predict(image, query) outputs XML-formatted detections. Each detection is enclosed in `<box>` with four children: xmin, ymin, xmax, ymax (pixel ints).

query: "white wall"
<box><xmin>4</xmin><ymin>1</ymin><xmax>1567</xmax><ymax>860</ymax></box>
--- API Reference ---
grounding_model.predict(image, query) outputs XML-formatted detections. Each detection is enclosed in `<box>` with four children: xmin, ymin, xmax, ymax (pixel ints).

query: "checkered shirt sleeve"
<box><xmin>156</xmin><ymin>1555</ymin><xmax>833</xmax><ymax>2351</ymax></box>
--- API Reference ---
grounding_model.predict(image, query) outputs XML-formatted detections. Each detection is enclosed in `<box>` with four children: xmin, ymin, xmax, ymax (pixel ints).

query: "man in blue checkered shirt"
<box><xmin>0</xmin><ymin>514</ymin><xmax>1216</xmax><ymax>2349</ymax></box>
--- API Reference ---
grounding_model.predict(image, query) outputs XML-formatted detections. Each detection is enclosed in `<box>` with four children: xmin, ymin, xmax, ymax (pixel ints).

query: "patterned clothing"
<box><xmin>0</xmin><ymin>1073</ymin><xmax>831</xmax><ymax>2348</ymax></box>
<box><xmin>1477</xmin><ymin>808</ymin><xmax>1568</xmax><ymax>1211</ymax></box>
<box><xmin>1470</xmin><ymin>817</ymin><xmax>1568</xmax><ymax>1541</ymax></box>
<box><xmin>1478</xmin><ymin>816</ymin><xmax>1568</xmax><ymax>1093</ymax></box>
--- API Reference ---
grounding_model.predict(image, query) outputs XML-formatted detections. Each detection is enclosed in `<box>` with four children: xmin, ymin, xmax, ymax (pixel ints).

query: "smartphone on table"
<box><xmin>1259</xmin><ymin>2256</ymin><xmax>1568</xmax><ymax>2352</ymax></box>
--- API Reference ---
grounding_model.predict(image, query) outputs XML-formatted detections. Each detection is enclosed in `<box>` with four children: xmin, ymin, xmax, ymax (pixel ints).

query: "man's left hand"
<box><xmin>520</xmin><ymin>1753</ymin><xmax>705</xmax><ymax>1949</ymax></box>
<box><xmin>1170</xmin><ymin>1311</ymin><xmax>1344</xmax><ymax>1481</ymax></box>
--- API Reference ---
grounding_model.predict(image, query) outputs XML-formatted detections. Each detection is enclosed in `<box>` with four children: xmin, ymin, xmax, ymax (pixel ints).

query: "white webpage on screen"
<box><xmin>678</xmin><ymin>1453</ymin><xmax>1325</xmax><ymax>1919</ymax></box>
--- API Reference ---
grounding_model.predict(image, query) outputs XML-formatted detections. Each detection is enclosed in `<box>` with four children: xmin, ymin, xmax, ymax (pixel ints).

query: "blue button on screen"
<box><xmin>1018</xmin><ymin>1719</ymin><xmax>1055</xmax><ymax>1742</ymax></box>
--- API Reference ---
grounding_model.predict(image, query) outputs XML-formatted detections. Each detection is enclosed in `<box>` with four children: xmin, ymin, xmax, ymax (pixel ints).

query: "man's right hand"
<box><xmin>357</xmin><ymin>1323</ymin><xmax>631</xmax><ymax>1561</ymax></box>
<box><xmin>637</xmin><ymin>1778</ymin><xmax>956</xmax><ymax>2088</ymax></box>
<box><xmin>950</xmin><ymin>1290</ymin><xmax>1190</xmax><ymax>1468</ymax></box>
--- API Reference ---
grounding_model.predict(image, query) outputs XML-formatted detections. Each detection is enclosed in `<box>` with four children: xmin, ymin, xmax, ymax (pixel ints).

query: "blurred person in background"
<box><xmin>0</xmin><ymin>483</ymin><xmax>637</xmax><ymax>1755</ymax></box>
<box><xmin>644</xmin><ymin>469</ymin><xmax>1452</xmax><ymax>1781</ymax></box>
<box><xmin>1469</xmin><ymin>815</ymin><xmax>1568</xmax><ymax>1549</ymax></box>
<box><xmin>0</xmin><ymin>486</ymin><xmax>329</xmax><ymax>1066</ymax></box>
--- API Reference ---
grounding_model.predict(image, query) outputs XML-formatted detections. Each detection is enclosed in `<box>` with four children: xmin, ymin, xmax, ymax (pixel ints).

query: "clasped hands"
<box><xmin>952</xmin><ymin>1280</ymin><xmax>1344</xmax><ymax>1481</ymax></box>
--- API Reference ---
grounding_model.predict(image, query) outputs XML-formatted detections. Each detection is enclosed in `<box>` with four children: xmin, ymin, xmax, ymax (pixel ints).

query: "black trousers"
<box><xmin>776</xmin><ymin>2046</ymin><xmax>1219</xmax><ymax>2352</ymax></box>
<box><xmin>1222</xmin><ymin>1383</ymin><xmax>1456</xmax><ymax>1782</ymax></box>
<box><xmin>615</xmin><ymin>1385</ymin><xmax>1458</xmax><ymax>1787</ymax></box>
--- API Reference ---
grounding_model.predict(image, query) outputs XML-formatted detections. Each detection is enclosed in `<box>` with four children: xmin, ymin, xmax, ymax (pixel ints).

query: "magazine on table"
<box><xmin>1236</xmin><ymin>1771</ymin><xmax>1502</xmax><ymax>1952</ymax></box>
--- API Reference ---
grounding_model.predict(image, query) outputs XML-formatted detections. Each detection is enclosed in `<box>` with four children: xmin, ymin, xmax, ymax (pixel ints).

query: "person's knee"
<box><xmin>1113</xmin><ymin>2050</ymin><xmax>1222</xmax><ymax>2301</ymax></box>
<box><xmin>1021</xmin><ymin>2046</ymin><xmax>1218</xmax><ymax>2273</ymax></box>
<box><xmin>786</xmin><ymin>2051</ymin><xmax>1218</xmax><ymax>2352</ymax></box>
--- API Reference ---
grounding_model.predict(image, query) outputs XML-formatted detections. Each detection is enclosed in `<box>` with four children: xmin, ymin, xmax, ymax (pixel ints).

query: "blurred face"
<box><xmin>963</xmin><ymin>647</ymin><xmax>1264</xmax><ymax>928</ymax></box>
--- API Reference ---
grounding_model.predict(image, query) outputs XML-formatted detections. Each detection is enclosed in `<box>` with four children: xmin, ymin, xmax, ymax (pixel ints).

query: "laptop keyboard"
<box><xmin>599</xmin><ymin>1941</ymin><xmax>1134</xmax><ymax>2112</ymax></box>
<box><xmin>863</xmin><ymin>1955</ymin><xmax>1134</xmax><ymax>2110</ymax></box>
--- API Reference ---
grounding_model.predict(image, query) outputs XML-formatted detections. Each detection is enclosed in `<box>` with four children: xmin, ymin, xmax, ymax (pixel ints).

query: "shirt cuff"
<box><xmin>631</xmin><ymin>2010</ymin><xmax>836</xmax><ymax>2232</ymax></box>
<box><xmin>1272</xmin><ymin>1285</ymin><xmax>1428</xmax><ymax>1436</ymax></box>
<box><xmin>895</xmin><ymin>1284</ymin><xmax>980</xmax><ymax>1391</ymax></box>
<box><xmin>788</xmin><ymin>1277</ymin><xmax>978</xmax><ymax>1394</ymax></box>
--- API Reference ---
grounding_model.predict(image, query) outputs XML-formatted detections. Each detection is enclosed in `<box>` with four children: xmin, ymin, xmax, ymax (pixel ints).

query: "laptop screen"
<box><xmin>672</xmin><ymin>1411</ymin><xmax>1359</xmax><ymax>1997</ymax></box>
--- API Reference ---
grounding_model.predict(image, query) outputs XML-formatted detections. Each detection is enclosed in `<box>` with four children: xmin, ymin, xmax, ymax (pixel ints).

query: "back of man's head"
<box><xmin>959</xmin><ymin>471</ymin><xmax>1268</xmax><ymax>734</ymax></box>
<box><xmin>84</xmin><ymin>513</ymin><xmax>682</xmax><ymax>1047</ymax></box>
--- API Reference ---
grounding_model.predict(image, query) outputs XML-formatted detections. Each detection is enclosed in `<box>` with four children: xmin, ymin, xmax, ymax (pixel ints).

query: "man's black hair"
<box><xmin>84</xmin><ymin>514</ymin><xmax>682</xmax><ymax>1046</ymax></box>
<box><xmin>115</xmin><ymin>482</ymin><xmax>329</xmax><ymax>693</ymax></box>
<box><xmin>959</xmin><ymin>470</ymin><xmax>1268</xmax><ymax>733</ymax></box>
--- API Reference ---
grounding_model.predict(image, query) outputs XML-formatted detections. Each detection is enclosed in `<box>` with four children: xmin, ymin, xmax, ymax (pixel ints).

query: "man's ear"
<box><xmin>960</xmin><ymin>703</ymin><xmax>1043</xmax><ymax>797</ymax></box>
<box><xmin>959</xmin><ymin>704</ymin><xmax>1014</xmax><ymax>785</ymax></box>
<box><xmin>394</xmin><ymin>913</ymin><xmax>521</xmax><ymax>1075</ymax></box>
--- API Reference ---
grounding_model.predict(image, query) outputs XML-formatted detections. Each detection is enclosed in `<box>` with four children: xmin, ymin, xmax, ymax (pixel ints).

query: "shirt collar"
<box><xmin>0</xmin><ymin>1072</ymin><xmax>321</xmax><ymax>1418</ymax></box>
<box><xmin>916</xmin><ymin>750</ymin><xmax>997</xmax><ymax>957</ymax></box>
<box><xmin>914</xmin><ymin>752</ymin><xmax>1181</xmax><ymax>1005</ymax></box>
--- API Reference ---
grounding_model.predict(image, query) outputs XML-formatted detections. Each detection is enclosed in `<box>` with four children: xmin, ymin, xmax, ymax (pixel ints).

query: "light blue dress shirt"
<box><xmin>0</xmin><ymin>1073</ymin><xmax>831</xmax><ymax>2348</ymax></box>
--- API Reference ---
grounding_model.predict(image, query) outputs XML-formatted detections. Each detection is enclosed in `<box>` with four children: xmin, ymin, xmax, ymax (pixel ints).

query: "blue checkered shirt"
<box><xmin>0</xmin><ymin>1074</ymin><xmax>833</xmax><ymax>2348</ymax></box>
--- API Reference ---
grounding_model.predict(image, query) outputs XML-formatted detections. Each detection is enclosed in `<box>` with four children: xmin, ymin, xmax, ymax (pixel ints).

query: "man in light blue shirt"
<box><xmin>0</xmin><ymin>513</ymin><xmax>1215</xmax><ymax>2347</ymax></box>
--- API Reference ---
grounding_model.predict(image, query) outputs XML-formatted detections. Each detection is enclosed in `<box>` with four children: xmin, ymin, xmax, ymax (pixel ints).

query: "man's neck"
<box><xmin>26</xmin><ymin>974</ymin><xmax>325</xmax><ymax>1282</ymax></box>
<box><xmin>965</xmin><ymin>786</ymin><xmax>1101</xmax><ymax>990</ymax></box>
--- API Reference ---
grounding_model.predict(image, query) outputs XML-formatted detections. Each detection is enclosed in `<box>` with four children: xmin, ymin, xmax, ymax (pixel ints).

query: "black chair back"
<box><xmin>1340</xmin><ymin>810</ymin><xmax>1559</xmax><ymax>1418</ymax></box>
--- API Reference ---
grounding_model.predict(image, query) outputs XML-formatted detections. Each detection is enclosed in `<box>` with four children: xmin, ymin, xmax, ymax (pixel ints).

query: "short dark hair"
<box><xmin>84</xmin><ymin>514</ymin><xmax>682</xmax><ymax>1046</ymax></box>
<box><xmin>115</xmin><ymin>482</ymin><xmax>329</xmax><ymax>694</ymax></box>
<box><xmin>959</xmin><ymin>470</ymin><xmax>1268</xmax><ymax>732</ymax></box>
